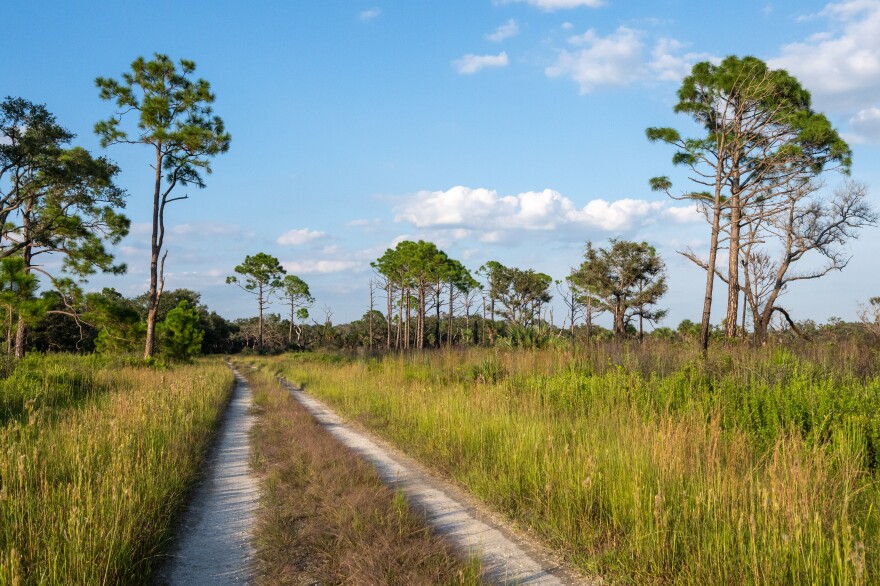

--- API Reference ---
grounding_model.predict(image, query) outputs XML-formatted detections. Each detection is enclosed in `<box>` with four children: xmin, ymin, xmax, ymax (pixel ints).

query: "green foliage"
<box><xmin>95</xmin><ymin>54</ymin><xmax>231</xmax><ymax>186</ymax></box>
<box><xmin>479</xmin><ymin>260</ymin><xmax>552</xmax><ymax>328</ymax></box>
<box><xmin>160</xmin><ymin>300</ymin><xmax>204</xmax><ymax>362</ymax></box>
<box><xmin>86</xmin><ymin>288</ymin><xmax>145</xmax><ymax>354</ymax></box>
<box><xmin>227</xmin><ymin>252</ymin><xmax>286</xmax><ymax>294</ymax></box>
<box><xmin>571</xmin><ymin>238</ymin><xmax>667</xmax><ymax>337</ymax></box>
<box><xmin>502</xmin><ymin>325</ymin><xmax>549</xmax><ymax>349</ymax></box>
<box><xmin>0</xmin><ymin>97</ymin><xmax>129</xmax><ymax>275</ymax></box>
<box><xmin>96</xmin><ymin>54</ymin><xmax>230</xmax><ymax>358</ymax></box>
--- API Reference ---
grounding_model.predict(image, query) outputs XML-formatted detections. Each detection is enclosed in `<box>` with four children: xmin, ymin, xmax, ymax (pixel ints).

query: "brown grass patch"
<box><xmin>244</xmin><ymin>365</ymin><xmax>483</xmax><ymax>585</ymax></box>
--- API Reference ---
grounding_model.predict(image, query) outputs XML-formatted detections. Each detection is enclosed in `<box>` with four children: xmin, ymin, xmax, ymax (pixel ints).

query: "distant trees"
<box><xmin>571</xmin><ymin>239</ymin><xmax>667</xmax><ymax>339</ymax></box>
<box><xmin>227</xmin><ymin>253</ymin><xmax>285</xmax><ymax>353</ymax></box>
<box><xmin>481</xmin><ymin>261</ymin><xmax>552</xmax><ymax>330</ymax></box>
<box><xmin>648</xmin><ymin>55</ymin><xmax>852</xmax><ymax>351</ymax></box>
<box><xmin>280</xmin><ymin>275</ymin><xmax>314</xmax><ymax>346</ymax></box>
<box><xmin>372</xmin><ymin>240</ymin><xmax>476</xmax><ymax>349</ymax></box>
<box><xmin>96</xmin><ymin>53</ymin><xmax>230</xmax><ymax>359</ymax></box>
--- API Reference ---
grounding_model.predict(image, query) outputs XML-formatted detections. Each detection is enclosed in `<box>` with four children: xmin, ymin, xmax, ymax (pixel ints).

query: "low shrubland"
<box><xmin>254</xmin><ymin>341</ymin><xmax>880</xmax><ymax>585</ymax></box>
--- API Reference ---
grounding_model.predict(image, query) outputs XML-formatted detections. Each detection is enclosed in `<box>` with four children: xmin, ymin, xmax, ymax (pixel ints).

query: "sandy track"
<box><xmin>277</xmin><ymin>376</ymin><xmax>598</xmax><ymax>586</ymax></box>
<box><xmin>156</xmin><ymin>368</ymin><xmax>258</xmax><ymax>585</ymax></box>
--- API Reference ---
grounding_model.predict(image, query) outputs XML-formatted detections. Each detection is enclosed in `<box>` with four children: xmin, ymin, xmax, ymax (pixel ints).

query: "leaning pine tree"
<box><xmin>96</xmin><ymin>54</ymin><xmax>230</xmax><ymax>359</ymax></box>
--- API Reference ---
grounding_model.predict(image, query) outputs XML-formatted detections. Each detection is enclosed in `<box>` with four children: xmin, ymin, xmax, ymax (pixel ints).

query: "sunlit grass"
<box><xmin>0</xmin><ymin>356</ymin><xmax>233</xmax><ymax>585</ymax></box>
<box><xmin>253</xmin><ymin>344</ymin><xmax>879</xmax><ymax>585</ymax></box>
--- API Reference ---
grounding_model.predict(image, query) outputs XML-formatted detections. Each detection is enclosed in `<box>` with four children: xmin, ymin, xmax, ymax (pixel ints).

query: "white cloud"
<box><xmin>453</xmin><ymin>52</ymin><xmax>510</xmax><ymax>75</ymax></box>
<box><xmin>496</xmin><ymin>0</ymin><xmax>604</xmax><ymax>10</ymax></box>
<box><xmin>486</xmin><ymin>19</ymin><xmax>519</xmax><ymax>42</ymax></box>
<box><xmin>769</xmin><ymin>1</ymin><xmax>880</xmax><ymax>112</ymax></box>
<box><xmin>277</xmin><ymin>228</ymin><xmax>326</xmax><ymax>246</ymax></box>
<box><xmin>546</xmin><ymin>27</ymin><xmax>644</xmax><ymax>93</ymax></box>
<box><xmin>547</xmin><ymin>27</ymin><xmax>718</xmax><ymax>93</ymax></box>
<box><xmin>393</xmin><ymin>186</ymin><xmax>701</xmax><ymax>234</ymax></box>
<box><xmin>282</xmin><ymin>259</ymin><xmax>360</xmax><ymax>274</ymax></box>
<box><xmin>649</xmin><ymin>38</ymin><xmax>718</xmax><ymax>81</ymax></box>
<box><xmin>846</xmin><ymin>107</ymin><xmax>880</xmax><ymax>143</ymax></box>
<box><xmin>359</xmin><ymin>7</ymin><xmax>381</xmax><ymax>21</ymax></box>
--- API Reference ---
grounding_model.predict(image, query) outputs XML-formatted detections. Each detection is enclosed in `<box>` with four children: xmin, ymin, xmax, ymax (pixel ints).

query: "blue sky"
<box><xmin>4</xmin><ymin>0</ymin><xmax>880</xmax><ymax>328</ymax></box>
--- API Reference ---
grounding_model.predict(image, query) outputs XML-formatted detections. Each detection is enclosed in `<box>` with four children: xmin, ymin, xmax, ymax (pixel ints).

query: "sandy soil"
<box><xmin>278</xmin><ymin>376</ymin><xmax>600</xmax><ymax>586</ymax></box>
<box><xmin>155</xmin><ymin>368</ymin><xmax>258</xmax><ymax>585</ymax></box>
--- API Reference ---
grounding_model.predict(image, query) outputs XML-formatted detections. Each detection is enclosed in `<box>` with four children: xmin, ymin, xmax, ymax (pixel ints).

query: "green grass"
<box><xmin>253</xmin><ymin>343</ymin><xmax>880</xmax><ymax>585</ymax></box>
<box><xmin>0</xmin><ymin>355</ymin><xmax>233</xmax><ymax>585</ymax></box>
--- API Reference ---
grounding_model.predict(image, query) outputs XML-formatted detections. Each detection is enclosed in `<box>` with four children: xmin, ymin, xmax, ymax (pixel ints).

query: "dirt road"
<box><xmin>156</xmin><ymin>368</ymin><xmax>258</xmax><ymax>585</ymax></box>
<box><xmin>278</xmin><ymin>377</ymin><xmax>596</xmax><ymax>586</ymax></box>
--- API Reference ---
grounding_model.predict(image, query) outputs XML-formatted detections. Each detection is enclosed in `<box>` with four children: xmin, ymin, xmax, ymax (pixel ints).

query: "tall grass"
<box><xmin>0</xmin><ymin>356</ymin><xmax>233</xmax><ymax>585</ymax></box>
<box><xmin>255</xmin><ymin>343</ymin><xmax>880</xmax><ymax>585</ymax></box>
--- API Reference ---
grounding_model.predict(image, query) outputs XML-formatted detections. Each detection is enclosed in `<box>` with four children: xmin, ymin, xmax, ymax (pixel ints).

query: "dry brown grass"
<box><xmin>243</xmin><ymin>364</ymin><xmax>483</xmax><ymax>586</ymax></box>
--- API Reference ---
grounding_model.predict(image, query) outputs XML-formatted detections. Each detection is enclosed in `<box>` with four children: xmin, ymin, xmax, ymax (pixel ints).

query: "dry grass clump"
<box><xmin>0</xmin><ymin>357</ymin><xmax>233</xmax><ymax>585</ymax></box>
<box><xmin>242</xmin><ymin>364</ymin><xmax>483</xmax><ymax>586</ymax></box>
<box><xmin>256</xmin><ymin>345</ymin><xmax>880</xmax><ymax>585</ymax></box>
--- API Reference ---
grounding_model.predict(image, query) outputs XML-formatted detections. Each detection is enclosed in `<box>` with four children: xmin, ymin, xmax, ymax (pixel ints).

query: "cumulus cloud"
<box><xmin>546</xmin><ymin>27</ymin><xmax>715</xmax><ymax>93</ymax></box>
<box><xmin>393</xmin><ymin>186</ymin><xmax>700</xmax><ymax>234</ymax></box>
<box><xmin>359</xmin><ymin>7</ymin><xmax>381</xmax><ymax>21</ymax></box>
<box><xmin>453</xmin><ymin>52</ymin><xmax>510</xmax><ymax>74</ymax></box>
<box><xmin>547</xmin><ymin>27</ymin><xmax>644</xmax><ymax>92</ymax></box>
<box><xmin>277</xmin><ymin>228</ymin><xmax>326</xmax><ymax>246</ymax></box>
<box><xmin>769</xmin><ymin>1</ymin><xmax>880</xmax><ymax>112</ymax></box>
<box><xmin>496</xmin><ymin>0</ymin><xmax>604</xmax><ymax>10</ymax></box>
<box><xmin>486</xmin><ymin>18</ymin><xmax>519</xmax><ymax>42</ymax></box>
<box><xmin>282</xmin><ymin>259</ymin><xmax>360</xmax><ymax>274</ymax></box>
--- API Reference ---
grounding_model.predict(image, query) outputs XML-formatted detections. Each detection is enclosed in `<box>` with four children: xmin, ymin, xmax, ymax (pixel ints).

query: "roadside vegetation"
<box><xmin>255</xmin><ymin>341</ymin><xmax>880</xmax><ymax>585</ymax></box>
<box><xmin>0</xmin><ymin>355</ymin><xmax>233</xmax><ymax>584</ymax></box>
<box><xmin>239</xmin><ymin>361</ymin><xmax>483</xmax><ymax>585</ymax></box>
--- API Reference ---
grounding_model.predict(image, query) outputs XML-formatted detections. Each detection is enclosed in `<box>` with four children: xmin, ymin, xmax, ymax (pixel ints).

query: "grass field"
<box><xmin>240</xmin><ymin>361</ymin><xmax>483</xmax><ymax>585</ymax></box>
<box><xmin>253</xmin><ymin>341</ymin><xmax>880</xmax><ymax>585</ymax></box>
<box><xmin>0</xmin><ymin>355</ymin><xmax>233</xmax><ymax>585</ymax></box>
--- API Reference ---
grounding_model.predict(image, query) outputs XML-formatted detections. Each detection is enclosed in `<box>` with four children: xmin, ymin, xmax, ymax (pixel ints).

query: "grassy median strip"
<box><xmin>255</xmin><ymin>346</ymin><xmax>880</xmax><ymax>585</ymax></box>
<box><xmin>0</xmin><ymin>356</ymin><xmax>234</xmax><ymax>585</ymax></box>
<box><xmin>242</xmin><ymin>363</ymin><xmax>483</xmax><ymax>585</ymax></box>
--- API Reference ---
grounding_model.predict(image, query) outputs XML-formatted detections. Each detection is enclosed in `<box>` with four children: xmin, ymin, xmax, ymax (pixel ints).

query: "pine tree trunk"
<box><xmin>144</xmin><ymin>149</ymin><xmax>164</xmax><ymax>359</ymax></box>
<box><xmin>258</xmin><ymin>285</ymin><xmax>264</xmax><ymax>354</ymax></box>
<box><xmin>447</xmin><ymin>283</ymin><xmax>453</xmax><ymax>348</ymax></box>
<box><xmin>700</xmin><ymin>198</ymin><xmax>723</xmax><ymax>354</ymax></box>
<box><xmin>726</xmin><ymin>191</ymin><xmax>741</xmax><ymax>338</ymax></box>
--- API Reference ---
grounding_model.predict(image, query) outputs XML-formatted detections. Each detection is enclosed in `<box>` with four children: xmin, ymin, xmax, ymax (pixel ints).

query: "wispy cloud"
<box><xmin>453</xmin><ymin>52</ymin><xmax>510</xmax><ymax>74</ymax></box>
<box><xmin>277</xmin><ymin>228</ymin><xmax>327</xmax><ymax>246</ymax></box>
<box><xmin>846</xmin><ymin>107</ymin><xmax>880</xmax><ymax>144</ymax></box>
<box><xmin>282</xmin><ymin>259</ymin><xmax>361</xmax><ymax>274</ymax></box>
<box><xmin>359</xmin><ymin>7</ymin><xmax>381</xmax><ymax>22</ymax></box>
<box><xmin>495</xmin><ymin>0</ymin><xmax>604</xmax><ymax>10</ymax></box>
<box><xmin>486</xmin><ymin>19</ymin><xmax>519</xmax><ymax>42</ymax></box>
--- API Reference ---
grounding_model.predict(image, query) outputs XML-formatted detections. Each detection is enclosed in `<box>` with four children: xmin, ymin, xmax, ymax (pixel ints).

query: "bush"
<box><xmin>160</xmin><ymin>300</ymin><xmax>204</xmax><ymax>362</ymax></box>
